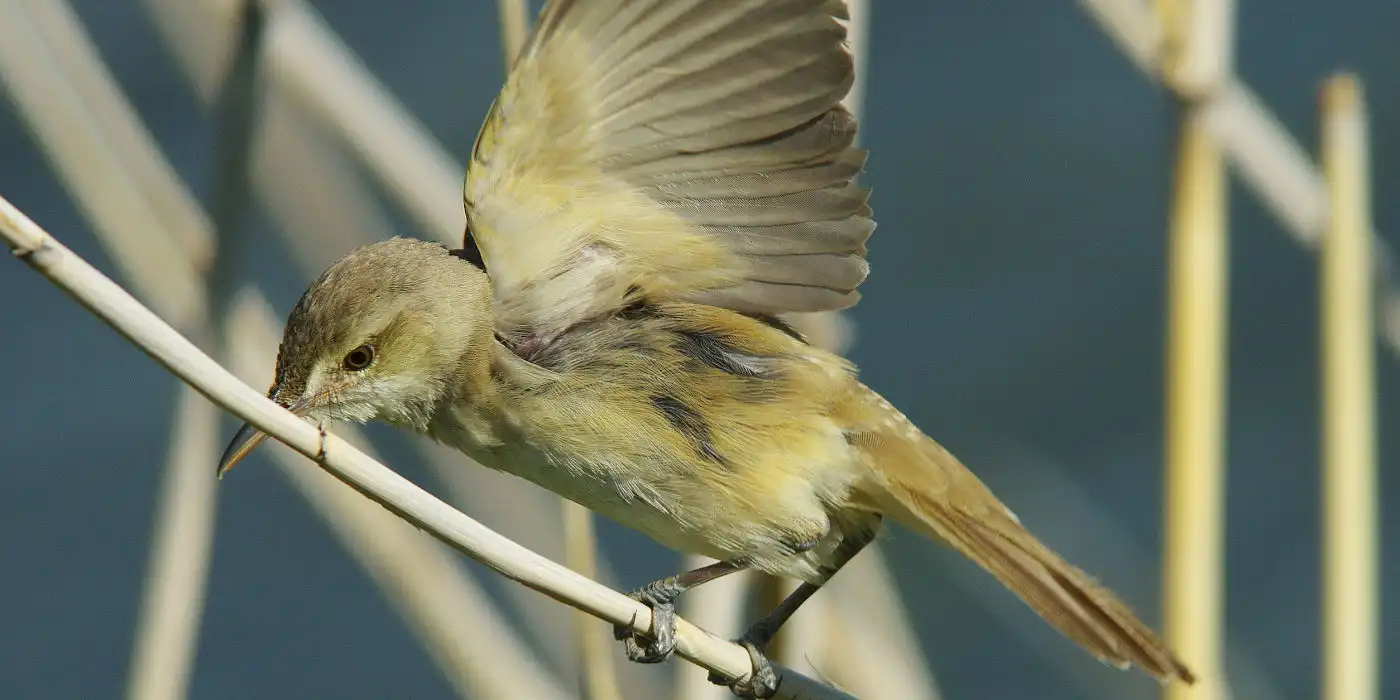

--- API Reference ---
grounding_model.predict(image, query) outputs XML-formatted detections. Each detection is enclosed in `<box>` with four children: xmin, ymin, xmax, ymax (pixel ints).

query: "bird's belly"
<box><xmin>428</xmin><ymin>392</ymin><xmax>864</xmax><ymax>578</ymax></box>
<box><xmin>436</xmin><ymin>424</ymin><xmax>739</xmax><ymax>558</ymax></box>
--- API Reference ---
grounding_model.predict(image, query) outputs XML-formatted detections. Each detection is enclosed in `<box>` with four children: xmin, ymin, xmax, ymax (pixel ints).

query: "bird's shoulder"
<box><xmin>493</xmin><ymin>302</ymin><xmax>859</xmax><ymax>459</ymax></box>
<box><xmin>522</xmin><ymin>301</ymin><xmax>851</xmax><ymax>389</ymax></box>
<box><xmin>492</xmin><ymin>302</ymin><xmax>869</xmax><ymax>516</ymax></box>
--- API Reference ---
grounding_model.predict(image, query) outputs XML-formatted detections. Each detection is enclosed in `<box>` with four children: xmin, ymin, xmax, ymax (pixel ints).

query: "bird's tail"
<box><xmin>848</xmin><ymin>388</ymin><xmax>1195</xmax><ymax>685</ymax></box>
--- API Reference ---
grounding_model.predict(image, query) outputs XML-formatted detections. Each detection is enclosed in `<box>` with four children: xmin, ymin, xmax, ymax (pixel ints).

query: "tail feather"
<box><xmin>847</xmin><ymin>391</ymin><xmax>1195</xmax><ymax>684</ymax></box>
<box><xmin>912</xmin><ymin>492</ymin><xmax>1195</xmax><ymax>684</ymax></box>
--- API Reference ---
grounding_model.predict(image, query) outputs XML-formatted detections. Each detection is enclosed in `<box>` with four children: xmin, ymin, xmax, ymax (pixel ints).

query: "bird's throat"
<box><xmin>422</xmin><ymin>337</ymin><xmax>545</xmax><ymax>460</ymax></box>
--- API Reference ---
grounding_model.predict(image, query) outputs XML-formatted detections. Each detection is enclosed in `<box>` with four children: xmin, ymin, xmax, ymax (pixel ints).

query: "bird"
<box><xmin>218</xmin><ymin>0</ymin><xmax>1195</xmax><ymax>696</ymax></box>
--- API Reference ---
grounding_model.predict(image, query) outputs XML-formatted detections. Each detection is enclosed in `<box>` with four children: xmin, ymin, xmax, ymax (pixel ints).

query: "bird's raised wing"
<box><xmin>464</xmin><ymin>0</ymin><xmax>873</xmax><ymax>344</ymax></box>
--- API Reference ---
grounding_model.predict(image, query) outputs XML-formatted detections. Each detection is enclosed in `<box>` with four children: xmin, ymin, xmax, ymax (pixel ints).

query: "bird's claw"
<box><xmin>707</xmin><ymin>636</ymin><xmax>779</xmax><ymax>699</ymax></box>
<box><xmin>613</xmin><ymin>596</ymin><xmax>677</xmax><ymax>664</ymax></box>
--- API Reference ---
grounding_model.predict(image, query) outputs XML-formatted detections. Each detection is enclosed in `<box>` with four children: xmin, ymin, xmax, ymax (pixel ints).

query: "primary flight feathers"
<box><xmin>465</xmin><ymin>0</ymin><xmax>874</xmax><ymax>342</ymax></box>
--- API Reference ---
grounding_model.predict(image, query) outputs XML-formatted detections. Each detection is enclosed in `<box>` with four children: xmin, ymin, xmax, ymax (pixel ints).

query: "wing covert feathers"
<box><xmin>466</xmin><ymin>0</ymin><xmax>873</xmax><ymax>341</ymax></box>
<box><xmin>847</xmin><ymin>388</ymin><xmax>1196</xmax><ymax>685</ymax></box>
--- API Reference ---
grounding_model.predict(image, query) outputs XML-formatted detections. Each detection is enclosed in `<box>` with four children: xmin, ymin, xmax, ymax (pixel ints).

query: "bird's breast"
<box><xmin>427</xmin><ymin>398</ymin><xmax>722</xmax><ymax>553</ymax></box>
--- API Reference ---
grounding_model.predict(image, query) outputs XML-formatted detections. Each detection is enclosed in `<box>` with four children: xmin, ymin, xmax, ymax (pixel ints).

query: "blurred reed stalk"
<box><xmin>0</xmin><ymin>194</ymin><xmax>860</xmax><ymax>700</ymax></box>
<box><xmin>676</xmin><ymin>559</ymin><xmax>758</xmax><ymax>700</ymax></box>
<box><xmin>564</xmin><ymin>496</ymin><xmax>626</xmax><ymax>700</ymax></box>
<box><xmin>2</xmin><ymin>1</ymin><xmax>573</xmax><ymax>697</ymax></box>
<box><xmin>1089</xmin><ymin>4</ymin><xmax>1394</xmax><ymax>695</ymax></box>
<box><xmin>1156</xmin><ymin>1</ymin><xmax>1236</xmax><ymax>698</ymax></box>
<box><xmin>1159</xmin><ymin>92</ymin><xmax>1229</xmax><ymax>700</ymax></box>
<box><xmin>1083</xmin><ymin>0</ymin><xmax>1400</xmax><ymax>360</ymax></box>
<box><xmin>0</xmin><ymin>5</ymin><xmax>219</xmax><ymax>700</ymax></box>
<box><xmin>126</xmin><ymin>0</ymin><xmax>266</xmax><ymax>696</ymax></box>
<box><xmin>755</xmin><ymin>576</ymin><xmax>805</xmax><ymax>675</ymax></box>
<box><xmin>496</xmin><ymin>0</ymin><xmax>529</xmax><ymax>67</ymax></box>
<box><xmin>1318</xmin><ymin>74</ymin><xmax>1378</xmax><ymax>700</ymax></box>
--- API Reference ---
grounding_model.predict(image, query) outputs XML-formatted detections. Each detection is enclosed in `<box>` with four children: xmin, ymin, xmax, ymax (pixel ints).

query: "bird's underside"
<box><xmin>444</xmin><ymin>297</ymin><xmax>1196</xmax><ymax>691</ymax></box>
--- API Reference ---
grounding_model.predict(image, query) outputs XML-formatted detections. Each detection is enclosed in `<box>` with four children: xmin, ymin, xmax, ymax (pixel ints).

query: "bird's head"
<box><xmin>218</xmin><ymin>237</ymin><xmax>493</xmax><ymax>476</ymax></box>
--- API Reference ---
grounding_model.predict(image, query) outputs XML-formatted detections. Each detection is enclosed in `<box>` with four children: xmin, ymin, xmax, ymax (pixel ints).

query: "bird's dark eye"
<box><xmin>343</xmin><ymin>344</ymin><xmax>375</xmax><ymax>371</ymax></box>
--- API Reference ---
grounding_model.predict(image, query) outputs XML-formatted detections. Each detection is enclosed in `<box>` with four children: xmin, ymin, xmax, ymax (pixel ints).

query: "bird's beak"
<box><xmin>217</xmin><ymin>394</ymin><xmax>314</xmax><ymax>478</ymax></box>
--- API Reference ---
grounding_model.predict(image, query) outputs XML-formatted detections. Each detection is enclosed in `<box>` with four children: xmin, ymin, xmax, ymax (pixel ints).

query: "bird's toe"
<box><xmin>613</xmin><ymin>597</ymin><xmax>677</xmax><ymax>664</ymax></box>
<box><xmin>708</xmin><ymin>636</ymin><xmax>778</xmax><ymax>699</ymax></box>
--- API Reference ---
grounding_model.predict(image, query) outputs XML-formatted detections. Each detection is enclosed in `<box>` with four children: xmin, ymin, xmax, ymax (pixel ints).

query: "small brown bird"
<box><xmin>220</xmin><ymin>0</ymin><xmax>1194</xmax><ymax>696</ymax></box>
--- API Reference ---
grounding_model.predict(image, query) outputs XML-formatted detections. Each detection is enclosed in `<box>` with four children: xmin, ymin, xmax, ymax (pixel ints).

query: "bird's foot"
<box><xmin>707</xmin><ymin>636</ymin><xmax>779</xmax><ymax>699</ymax></box>
<box><xmin>613</xmin><ymin>585</ymin><xmax>679</xmax><ymax>664</ymax></box>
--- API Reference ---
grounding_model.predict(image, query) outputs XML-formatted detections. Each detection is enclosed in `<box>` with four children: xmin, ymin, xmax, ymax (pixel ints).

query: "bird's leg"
<box><xmin>710</xmin><ymin>520</ymin><xmax>881</xmax><ymax>699</ymax></box>
<box><xmin>614</xmin><ymin>559</ymin><xmax>745</xmax><ymax>663</ymax></box>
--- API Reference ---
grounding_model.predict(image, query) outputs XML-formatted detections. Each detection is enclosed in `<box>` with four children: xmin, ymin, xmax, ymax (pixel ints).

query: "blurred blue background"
<box><xmin>0</xmin><ymin>1</ymin><xmax>1395</xmax><ymax>699</ymax></box>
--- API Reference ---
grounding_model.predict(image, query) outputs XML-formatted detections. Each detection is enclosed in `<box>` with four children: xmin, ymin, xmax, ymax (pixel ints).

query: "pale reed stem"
<box><xmin>1154</xmin><ymin>2</ymin><xmax>1236</xmax><ymax>698</ymax></box>
<box><xmin>1318</xmin><ymin>74</ymin><xmax>1378</xmax><ymax>700</ymax></box>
